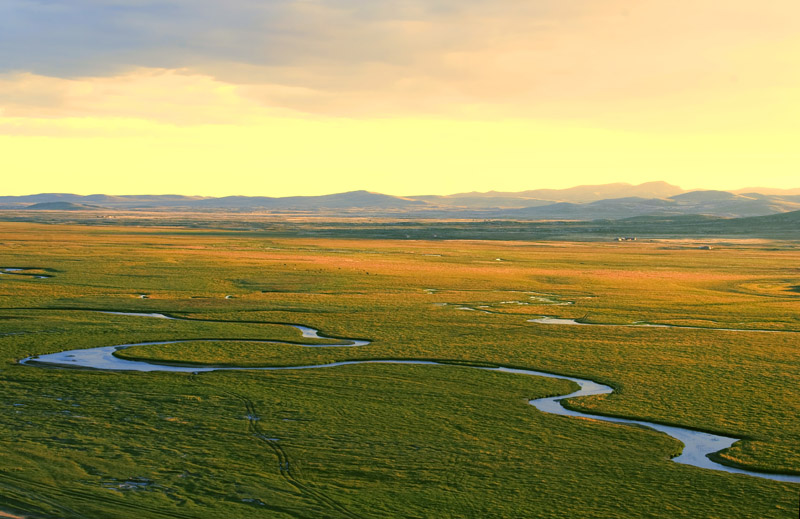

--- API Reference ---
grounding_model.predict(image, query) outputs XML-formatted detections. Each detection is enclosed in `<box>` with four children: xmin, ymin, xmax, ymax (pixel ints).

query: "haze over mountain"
<box><xmin>189</xmin><ymin>191</ymin><xmax>425</xmax><ymax>210</ymax></box>
<box><xmin>508</xmin><ymin>191</ymin><xmax>800</xmax><ymax>220</ymax></box>
<box><xmin>410</xmin><ymin>181</ymin><xmax>684</xmax><ymax>209</ymax></box>
<box><xmin>731</xmin><ymin>187</ymin><xmax>800</xmax><ymax>196</ymax></box>
<box><xmin>0</xmin><ymin>194</ymin><xmax>207</xmax><ymax>208</ymax></box>
<box><xmin>2</xmin><ymin>182</ymin><xmax>800</xmax><ymax>221</ymax></box>
<box><xmin>23</xmin><ymin>202</ymin><xmax>104</xmax><ymax>211</ymax></box>
<box><xmin>434</xmin><ymin>181</ymin><xmax>684</xmax><ymax>203</ymax></box>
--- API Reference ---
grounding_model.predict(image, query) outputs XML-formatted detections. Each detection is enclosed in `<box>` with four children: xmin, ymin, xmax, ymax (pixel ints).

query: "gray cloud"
<box><xmin>2</xmin><ymin>1</ymin><xmax>799</xmax><ymax>120</ymax></box>
<box><xmin>0</xmin><ymin>1</ymin><xmax>577</xmax><ymax>76</ymax></box>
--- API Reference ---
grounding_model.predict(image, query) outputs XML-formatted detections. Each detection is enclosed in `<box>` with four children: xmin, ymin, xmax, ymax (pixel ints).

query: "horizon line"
<box><xmin>5</xmin><ymin>182</ymin><xmax>800</xmax><ymax>199</ymax></box>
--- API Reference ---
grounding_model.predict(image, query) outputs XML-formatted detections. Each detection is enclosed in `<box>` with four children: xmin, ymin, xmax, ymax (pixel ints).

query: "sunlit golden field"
<box><xmin>1</xmin><ymin>221</ymin><xmax>798</xmax><ymax>518</ymax></box>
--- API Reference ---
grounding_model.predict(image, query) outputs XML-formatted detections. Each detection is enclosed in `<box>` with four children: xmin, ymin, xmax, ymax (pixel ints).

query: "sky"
<box><xmin>1</xmin><ymin>1</ymin><xmax>798</xmax><ymax>196</ymax></box>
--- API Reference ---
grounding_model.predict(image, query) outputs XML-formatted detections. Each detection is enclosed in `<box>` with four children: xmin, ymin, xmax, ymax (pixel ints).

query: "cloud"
<box><xmin>0</xmin><ymin>68</ymin><xmax>293</xmax><ymax>124</ymax></box>
<box><xmin>1</xmin><ymin>1</ymin><xmax>799</xmax><ymax>122</ymax></box>
<box><xmin>0</xmin><ymin>1</ymin><xmax>575</xmax><ymax>76</ymax></box>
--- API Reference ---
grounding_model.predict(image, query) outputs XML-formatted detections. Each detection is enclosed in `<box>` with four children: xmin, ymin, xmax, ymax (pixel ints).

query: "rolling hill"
<box><xmin>2</xmin><ymin>183</ymin><xmax>800</xmax><ymax>220</ymax></box>
<box><xmin>23</xmin><ymin>202</ymin><xmax>104</xmax><ymax>211</ymax></box>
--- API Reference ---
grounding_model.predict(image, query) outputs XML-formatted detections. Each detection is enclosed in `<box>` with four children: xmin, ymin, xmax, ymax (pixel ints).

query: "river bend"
<box><xmin>19</xmin><ymin>311</ymin><xmax>800</xmax><ymax>484</ymax></box>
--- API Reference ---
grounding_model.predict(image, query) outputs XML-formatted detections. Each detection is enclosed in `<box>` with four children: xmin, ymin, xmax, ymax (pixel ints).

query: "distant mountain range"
<box><xmin>3</xmin><ymin>182</ymin><xmax>800</xmax><ymax>220</ymax></box>
<box><xmin>414</xmin><ymin>181</ymin><xmax>685</xmax><ymax>207</ymax></box>
<box><xmin>505</xmin><ymin>191</ymin><xmax>800</xmax><ymax>219</ymax></box>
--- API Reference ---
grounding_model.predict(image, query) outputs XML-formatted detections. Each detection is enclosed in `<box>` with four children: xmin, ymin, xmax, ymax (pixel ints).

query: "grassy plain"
<box><xmin>0</xmin><ymin>221</ymin><xmax>798</xmax><ymax>518</ymax></box>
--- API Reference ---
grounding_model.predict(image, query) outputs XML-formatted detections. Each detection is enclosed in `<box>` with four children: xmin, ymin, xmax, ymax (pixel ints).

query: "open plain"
<box><xmin>0</xmin><ymin>221</ymin><xmax>798</xmax><ymax>518</ymax></box>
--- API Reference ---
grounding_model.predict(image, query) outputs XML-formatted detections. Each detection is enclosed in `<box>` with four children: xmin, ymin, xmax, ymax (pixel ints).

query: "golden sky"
<box><xmin>1</xmin><ymin>1</ymin><xmax>798</xmax><ymax>196</ymax></box>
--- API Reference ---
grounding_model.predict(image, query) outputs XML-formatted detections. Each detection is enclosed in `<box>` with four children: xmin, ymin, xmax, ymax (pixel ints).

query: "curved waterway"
<box><xmin>529</xmin><ymin>316</ymin><xmax>798</xmax><ymax>333</ymax></box>
<box><xmin>19</xmin><ymin>311</ymin><xmax>800</xmax><ymax>484</ymax></box>
<box><xmin>0</xmin><ymin>267</ymin><xmax>51</xmax><ymax>279</ymax></box>
<box><xmin>98</xmin><ymin>311</ymin><xmax>370</xmax><ymax>346</ymax></box>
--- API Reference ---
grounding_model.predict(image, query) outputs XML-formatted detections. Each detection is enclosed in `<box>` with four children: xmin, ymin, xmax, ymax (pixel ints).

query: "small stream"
<box><xmin>529</xmin><ymin>316</ymin><xmax>797</xmax><ymax>333</ymax></box>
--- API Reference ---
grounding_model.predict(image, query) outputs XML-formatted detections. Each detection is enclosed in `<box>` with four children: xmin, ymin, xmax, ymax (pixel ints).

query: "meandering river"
<box><xmin>19</xmin><ymin>311</ymin><xmax>800</xmax><ymax>484</ymax></box>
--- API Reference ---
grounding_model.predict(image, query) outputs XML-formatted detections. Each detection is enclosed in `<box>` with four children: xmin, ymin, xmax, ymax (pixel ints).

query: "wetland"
<box><xmin>0</xmin><ymin>221</ymin><xmax>798</xmax><ymax>518</ymax></box>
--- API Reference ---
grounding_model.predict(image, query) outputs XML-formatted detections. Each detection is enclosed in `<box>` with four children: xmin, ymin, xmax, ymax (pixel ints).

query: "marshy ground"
<box><xmin>0</xmin><ymin>221</ymin><xmax>798</xmax><ymax>518</ymax></box>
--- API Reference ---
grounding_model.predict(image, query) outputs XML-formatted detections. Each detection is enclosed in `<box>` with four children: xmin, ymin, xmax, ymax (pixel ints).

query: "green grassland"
<box><xmin>0</xmin><ymin>222</ymin><xmax>798</xmax><ymax>518</ymax></box>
